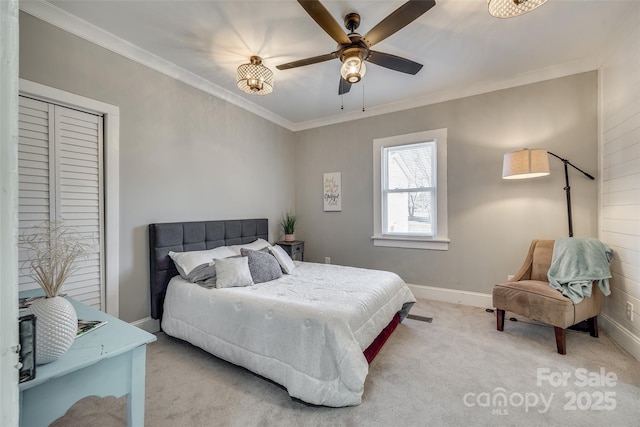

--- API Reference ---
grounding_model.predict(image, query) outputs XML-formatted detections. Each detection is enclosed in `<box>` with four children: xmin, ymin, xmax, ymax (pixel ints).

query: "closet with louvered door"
<box><xmin>18</xmin><ymin>95</ymin><xmax>105</xmax><ymax>309</ymax></box>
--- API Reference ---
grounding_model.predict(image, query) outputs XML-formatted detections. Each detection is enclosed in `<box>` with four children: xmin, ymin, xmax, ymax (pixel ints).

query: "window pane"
<box><xmin>385</xmin><ymin>191</ymin><xmax>433</xmax><ymax>235</ymax></box>
<box><xmin>386</xmin><ymin>143</ymin><xmax>434</xmax><ymax>190</ymax></box>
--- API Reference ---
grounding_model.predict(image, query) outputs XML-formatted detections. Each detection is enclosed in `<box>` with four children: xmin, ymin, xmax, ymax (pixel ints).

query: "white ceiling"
<box><xmin>23</xmin><ymin>0</ymin><xmax>635</xmax><ymax>130</ymax></box>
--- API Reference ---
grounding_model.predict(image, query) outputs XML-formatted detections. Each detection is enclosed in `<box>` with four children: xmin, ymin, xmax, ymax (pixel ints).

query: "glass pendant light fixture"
<box><xmin>340</xmin><ymin>52</ymin><xmax>367</xmax><ymax>84</ymax></box>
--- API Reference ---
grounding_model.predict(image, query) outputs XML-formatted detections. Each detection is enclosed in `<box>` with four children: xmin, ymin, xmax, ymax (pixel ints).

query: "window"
<box><xmin>383</xmin><ymin>142</ymin><xmax>435</xmax><ymax>236</ymax></box>
<box><xmin>373</xmin><ymin>129</ymin><xmax>449</xmax><ymax>250</ymax></box>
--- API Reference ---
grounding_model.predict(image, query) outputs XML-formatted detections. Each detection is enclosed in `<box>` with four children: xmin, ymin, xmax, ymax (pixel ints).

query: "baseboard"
<box><xmin>131</xmin><ymin>316</ymin><xmax>160</xmax><ymax>334</ymax></box>
<box><xmin>599</xmin><ymin>313</ymin><xmax>640</xmax><ymax>362</ymax></box>
<box><xmin>408</xmin><ymin>284</ymin><xmax>493</xmax><ymax>308</ymax></box>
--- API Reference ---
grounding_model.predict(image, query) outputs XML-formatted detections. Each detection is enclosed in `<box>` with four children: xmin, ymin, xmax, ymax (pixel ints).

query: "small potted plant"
<box><xmin>20</xmin><ymin>221</ymin><xmax>92</xmax><ymax>364</ymax></box>
<box><xmin>280</xmin><ymin>212</ymin><xmax>297</xmax><ymax>242</ymax></box>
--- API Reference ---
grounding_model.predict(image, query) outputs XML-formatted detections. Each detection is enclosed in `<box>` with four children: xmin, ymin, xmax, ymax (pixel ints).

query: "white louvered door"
<box><xmin>18</xmin><ymin>96</ymin><xmax>105</xmax><ymax>309</ymax></box>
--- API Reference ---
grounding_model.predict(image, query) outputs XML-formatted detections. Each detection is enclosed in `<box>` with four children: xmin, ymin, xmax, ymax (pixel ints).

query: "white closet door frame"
<box><xmin>19</xmin><ymin>79</ymin><xmax>120</xmax><ymax>317</ymax></box>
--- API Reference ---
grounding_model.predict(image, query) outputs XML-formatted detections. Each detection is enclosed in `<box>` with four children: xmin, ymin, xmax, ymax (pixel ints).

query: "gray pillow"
<box><xmin>214</xmin><ymin>257</ymin><xmax>254</xmax><ymax>288</ymax></box>
<box><xmin>240</xmin><ymin>248</ymin><xmax>283</xmax><ymax>283</ymax></box>
<box><xmin>185</xmin><ymin>262</ymin><xmax>217</xmax><ymax>288</ymax></box>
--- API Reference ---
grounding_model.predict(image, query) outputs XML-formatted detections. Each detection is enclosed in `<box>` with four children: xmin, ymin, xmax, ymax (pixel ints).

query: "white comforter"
<box><xmin>161</xmin><ymin>261</ymin><xmax>416</xmax><ymax>407</ymax></box>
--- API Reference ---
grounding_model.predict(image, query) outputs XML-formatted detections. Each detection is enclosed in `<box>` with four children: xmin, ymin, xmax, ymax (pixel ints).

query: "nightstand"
<box><xmin>276</xmin><ymin>240</ymin><xmax>304</xmax><ymax>261</ymax></box>
<box><xmin>18</xmin><ymin>290</ymin><xmax>156</xmax><ymax>427</ymax></box>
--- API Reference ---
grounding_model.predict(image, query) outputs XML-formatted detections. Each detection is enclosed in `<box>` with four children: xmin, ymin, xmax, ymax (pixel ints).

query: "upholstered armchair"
<box><xmin>492</xmin><ymin>239</ymin><xmax>602</xmax><ymax>355</ymax></box>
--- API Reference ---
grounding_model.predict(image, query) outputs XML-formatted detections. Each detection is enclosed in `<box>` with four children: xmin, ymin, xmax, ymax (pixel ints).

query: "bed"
<box><xmin>149</xmin><ymin>219</ymin><xmax>416</xmax><ymax>407</ymax></box>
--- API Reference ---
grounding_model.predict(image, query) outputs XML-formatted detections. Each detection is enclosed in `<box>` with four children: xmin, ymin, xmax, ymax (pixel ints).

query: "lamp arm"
<box><xmin>547</xmin><ymin>151</ymin><xmax>595</xmax><ymax>180</ymax></box>
<box><xmin>547</xmin><ymin>151</ymin><xmax>596</xmax><ymax>238</ymax></box>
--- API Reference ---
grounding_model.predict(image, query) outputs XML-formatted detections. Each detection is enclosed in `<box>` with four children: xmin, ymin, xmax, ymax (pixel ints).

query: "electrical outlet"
<box><xmin>626</xmin><ymin>302</ymin><xmax>634</xmax><ymax>321</ymax></box>
<box><xmin>325</xmin><ymin>257</ymin><xmax>331</xmax><ymax>264</ymax></box>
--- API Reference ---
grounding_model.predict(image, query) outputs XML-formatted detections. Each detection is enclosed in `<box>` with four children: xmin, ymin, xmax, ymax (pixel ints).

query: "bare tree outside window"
<box><xmin>383</xmin><ymin>142</ymin><xmax>435</xmax><ymax>236</ymax></box>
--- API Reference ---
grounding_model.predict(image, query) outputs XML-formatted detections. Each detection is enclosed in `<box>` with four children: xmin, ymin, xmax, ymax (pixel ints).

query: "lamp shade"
<box><xmin>502</xmin><ymin>148</ymin><xmax>550</xmax><ymax>179</ymax></box>
<box><xmin>488</xmin><ymin>0</ymin><xmax>548</xmax><ymax>19</ymax></box>
<box><xmin>237</xmin><ymin>56</ymin><xmax>273</xmax><ymax>96</ymax></box>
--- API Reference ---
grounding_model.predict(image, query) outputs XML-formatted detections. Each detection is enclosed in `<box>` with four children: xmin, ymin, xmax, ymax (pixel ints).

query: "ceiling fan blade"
<box><xmin>338</xmin><ymin>78</ymin><xmax>352</xmax><ymax>95</ymax></box>
<box><xmin>367</xmin><ymin>51</ymin><xmax>423</xmax><ymax>74</ymax></box>
<box><xmin>363</xmin><ymin>0</ymin><xmax>436</xmax><ymax>47</ymax></box>
<box><xmin>276</xmin><ymin>52</ymin><xmax>337</xmax><ymax>70</ymax></box>
<box><xmin>297</xmin><ymin>0</ymin><xmax>351</xmax><ymax>45</ymax></box>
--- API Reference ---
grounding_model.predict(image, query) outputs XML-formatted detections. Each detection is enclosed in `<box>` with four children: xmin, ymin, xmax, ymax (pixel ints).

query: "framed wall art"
<box><xmin>323</xmin><ymin>172</ymin><xmax>341</xmax><ymax>211</ymax></box>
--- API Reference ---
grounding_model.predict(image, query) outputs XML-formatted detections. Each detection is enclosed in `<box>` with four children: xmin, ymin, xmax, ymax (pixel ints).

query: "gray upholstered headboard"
<box><xmin>149</xmin><ymin>219</ymin><xmax>268</xmax><ymax>320</ymax></box>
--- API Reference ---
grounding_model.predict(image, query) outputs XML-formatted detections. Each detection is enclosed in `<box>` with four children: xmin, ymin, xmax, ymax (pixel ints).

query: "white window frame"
<box><xmin>373</xmin><ymin>128</ymin><xmax>449</xmax><ymax>250</ymax></box>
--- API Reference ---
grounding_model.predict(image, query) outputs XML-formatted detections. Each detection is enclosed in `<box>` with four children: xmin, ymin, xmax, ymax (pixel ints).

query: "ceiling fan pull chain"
<box><xmin>362</xmin><ymin>84</ymin><xmax>366</xmax><ymax>112</ymax></box>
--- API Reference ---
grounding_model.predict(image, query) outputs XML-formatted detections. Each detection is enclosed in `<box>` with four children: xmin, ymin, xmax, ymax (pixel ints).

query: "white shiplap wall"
<box><xmin>599</xmin><ymin>3</ymin><xmax>640</xmax><ymax>360</ymax></box>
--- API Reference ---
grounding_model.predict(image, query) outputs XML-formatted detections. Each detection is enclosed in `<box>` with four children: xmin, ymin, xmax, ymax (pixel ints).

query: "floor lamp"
<box><xmin>502</xmin><ymin>148</ymin><xmax>595</xmax><ymax>237</ymax></box>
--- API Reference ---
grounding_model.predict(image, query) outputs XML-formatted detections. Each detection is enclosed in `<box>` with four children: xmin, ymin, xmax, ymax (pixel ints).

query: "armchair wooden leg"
<box><xmin>587</xmin><ymin>316</ymin><xmax>599</xmax><ymax>338</ymax></box>
<box><xmin>497</xmin><ymin>309</ymin><xmax>505</xmax><ymax>331</ymax></box>
<box><xmin>554</xmin><ymin>327</ymin><xmax>567</xmax><ymax>355</ymax></box>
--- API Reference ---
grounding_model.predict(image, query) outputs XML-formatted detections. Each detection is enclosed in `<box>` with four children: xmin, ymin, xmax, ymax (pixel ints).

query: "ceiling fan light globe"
<box><xmin>340</xmin><ymin>58</ymin><xmax>366</xmax><ymax>84</ymax></box>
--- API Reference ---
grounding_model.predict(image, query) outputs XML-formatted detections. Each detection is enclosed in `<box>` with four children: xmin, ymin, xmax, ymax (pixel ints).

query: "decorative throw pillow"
<box><xmin>185</xmin><ymin>262</ymin><xmax>217</xmax><ymax>288</ymax></box>
<box><xmin>169</xmin><ymin>246</ymin><xmax>236</xmax><ymax>278</ymax></box>
<box><xmin>214</xmin><ymin>257</ymin><xmax>254</xmax><ymax>288</ymax></box>
<box><xmin>269</xmin><ymin>245</ymin><xmax>296</xmax><ymax>274</ymax></box>
<box><xmin>230</xmin><ymin>238</ymin><xmax>272</xmax><ymax>255</ymax></box>
<box><xmin>240</xmin><ymin>249</ymin><xmax>283</xmax><ymax>283</ymax></box>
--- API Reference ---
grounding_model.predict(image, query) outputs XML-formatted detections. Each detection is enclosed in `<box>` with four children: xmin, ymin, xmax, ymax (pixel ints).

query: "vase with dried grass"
<box><xmin>20</xmin><ymin>221</ymin><xmax>92</xmax><ymax>365</ymax></box>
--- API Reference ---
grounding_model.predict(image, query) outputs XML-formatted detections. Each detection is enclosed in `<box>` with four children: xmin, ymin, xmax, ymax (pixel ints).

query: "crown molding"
<box><xmin>19</xmin><ymin>0</ymin><xmax>296</xmax><ymax>131</ymax></box>
<box><xmin>291</xmin><ymin>56</ymin><xmax>600</xmax><ymax>131</ymax></box>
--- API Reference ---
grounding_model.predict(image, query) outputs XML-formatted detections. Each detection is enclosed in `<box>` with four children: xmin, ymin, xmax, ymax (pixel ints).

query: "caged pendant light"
<box><xmin>237</xmin><ymin>56</ymin><xmax>274</xmax><ymax>96</ymax></box>
<box><xmin>488</xmin><ymin>0</ymin><xmax>548</xmax><ymax>19</ymax></box>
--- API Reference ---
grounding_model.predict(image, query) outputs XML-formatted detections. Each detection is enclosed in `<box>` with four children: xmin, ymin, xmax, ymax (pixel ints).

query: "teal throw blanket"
<box><xmin>547</xmin><ymin>238</ymin><xmax>613</xmax><ymax>304</ymax></box>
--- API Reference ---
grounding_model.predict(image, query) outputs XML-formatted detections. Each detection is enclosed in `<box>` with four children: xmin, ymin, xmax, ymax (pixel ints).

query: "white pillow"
<box><xmin>229</xmin><ymin>238</ymin><xmax>272</xmax><ymax>255</ymax></box>
<box><xmin>169</xmin><ymin>246</ymin><xmax>236</xmax><ymax>278</ymax></box>
<box><xmin>269</xmin><ymin>245</ymin><xmax>296</xmax><ymax>274</ymax></box>
<box><xmin>214</xmin><ymin>257</ymin><xmax>254</xmax><ymax>288</ymax></box>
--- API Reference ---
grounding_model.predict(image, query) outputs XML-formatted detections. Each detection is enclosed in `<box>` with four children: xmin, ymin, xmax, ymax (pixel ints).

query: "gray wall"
<box><xmin>19</xmin><ymin>13</ymin><xmax>296</xmax><ymax>322</ymax></box>
<box><xmin>295</xmin><ymin>72</ymin><xmax>598</xmax><ymax>294</ymax></box>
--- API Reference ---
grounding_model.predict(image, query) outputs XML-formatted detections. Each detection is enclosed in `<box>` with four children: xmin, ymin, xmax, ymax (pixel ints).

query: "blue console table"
<box><xmin>19</xmin><ymin>292</ymin><xmax>157</xmax><ymax>427</ymax></box>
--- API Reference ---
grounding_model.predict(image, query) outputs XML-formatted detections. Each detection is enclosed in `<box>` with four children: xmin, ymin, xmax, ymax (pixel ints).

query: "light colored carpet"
<box><xmin>51</xmin><ymin>298</ymin><xmax>640</xmax><ymax>426</ymax></box>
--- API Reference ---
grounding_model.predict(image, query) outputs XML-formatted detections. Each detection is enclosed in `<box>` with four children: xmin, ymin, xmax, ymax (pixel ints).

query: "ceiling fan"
<box><xmin>277</xmin><ymin>0</ymin><xmax>436</xmax><ymax>95</ymax></box>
